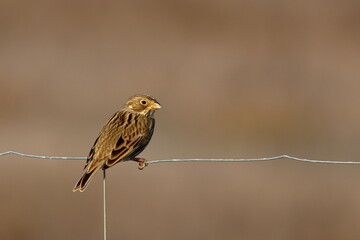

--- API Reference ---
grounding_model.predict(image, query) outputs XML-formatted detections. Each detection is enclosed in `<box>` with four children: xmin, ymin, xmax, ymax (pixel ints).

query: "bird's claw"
<box><xmin>133</xmin><ymin>158</ymin><xmax>148</xmax><ymax>170</ymax></box>
<box><xmin>138</xmin><ymin>161</ymin><xmax>148</xmax><ymax>170</ymax></box>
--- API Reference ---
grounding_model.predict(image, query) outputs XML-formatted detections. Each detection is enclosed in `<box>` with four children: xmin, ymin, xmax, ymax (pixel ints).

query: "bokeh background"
<box><xmin>1</xmin><ymin>0</ymin><xmax>360</xmax><ymax>239</ymax></box>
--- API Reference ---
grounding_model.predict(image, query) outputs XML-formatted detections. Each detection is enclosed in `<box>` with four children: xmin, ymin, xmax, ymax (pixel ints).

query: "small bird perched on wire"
<box><xmin>73</xmin><ymin>94</ymin><xmax>161</xmax><ymax>192</ymax></box>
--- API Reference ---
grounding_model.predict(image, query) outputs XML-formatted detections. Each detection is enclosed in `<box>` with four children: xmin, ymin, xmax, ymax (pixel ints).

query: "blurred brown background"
<box><xmin>1</xmin><ymin>0</ymin><xmax>360</xmax><ymax>239</ymax></box>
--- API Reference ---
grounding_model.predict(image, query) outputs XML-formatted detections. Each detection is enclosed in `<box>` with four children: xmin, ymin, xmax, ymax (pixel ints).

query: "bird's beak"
<box><xmin>150</xmin><ymin>102</ymin><xmax>162</xmax><ymax>110</ymax></box>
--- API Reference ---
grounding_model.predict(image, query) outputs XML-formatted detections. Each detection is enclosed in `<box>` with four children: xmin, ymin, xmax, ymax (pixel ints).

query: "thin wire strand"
<box><xmin>1</xmin><ymin>151</ymin><xmax>360</xmax><ymax>164</ymax></box>
<box><xmin>103</xmin><ymin>169</ymin><xmax>107</xmax><ymax>240</ymax></box>
<box><xmin>0</xmin><ymin>151</ymin><xmax>86</xmax><ymax>160</ymax></box>
<box><xmin>145</xmin><ymin>155</ymin><xmax>360</xmax><ymax>165</ymax></box>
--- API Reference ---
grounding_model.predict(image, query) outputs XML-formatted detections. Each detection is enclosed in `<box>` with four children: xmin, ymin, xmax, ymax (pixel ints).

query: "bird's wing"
<box><xmin>105</xmin><ymin>132</ymin><xmax>145</xmax><ymax>167</ymax></box>
<box><xmin>84</xmin><ymin>111</ymin><xmax>122</xmax><ymax>172</ymax></box>
<box><xmin>85</xmin><ymin>111</ymin><xmax>152</xmax><ymax>171</ymax></box>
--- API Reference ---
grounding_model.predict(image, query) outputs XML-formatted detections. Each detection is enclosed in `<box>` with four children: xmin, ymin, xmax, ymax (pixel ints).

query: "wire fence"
<box><xmin>1</xmin><ymin>150</ymin><xmax>360</xmax><ymax>165</ymax></box>
<box><xmin>2</xmin><ymin>150</ymin><xmax>360</xmax><ymax>240</ymax></box>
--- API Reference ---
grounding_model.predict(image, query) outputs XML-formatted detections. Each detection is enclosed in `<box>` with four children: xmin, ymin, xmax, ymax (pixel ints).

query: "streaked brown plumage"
<box><xmin>73</xmin><ymin>94</ymin><xmax>161</xmax><ymax>192</ymax></box>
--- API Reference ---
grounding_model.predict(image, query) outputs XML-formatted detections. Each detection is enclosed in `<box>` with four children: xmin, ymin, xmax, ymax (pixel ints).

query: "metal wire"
<box><xmin>1</xmin><ymin>151</ymin><xmax>360</xmax><ymax>165</ymax></box>
<box><xmin>2</xmin><ymin>150</ymin><xmax>360</xmax><ymax>240</ymax></box>
<box><xmin>0</xmin><ymin>151</ymin><xmax>86</xmax><ymax>160</ymax></box>
<box><xmin>145</xmin><ymin>155</ymin><xmax>360</xmax><ymax>164</ymax></box>
<box><xmin>103</xmin><ymin>169</ymin><xmax>107</xmax><ymax>240</ymax></box>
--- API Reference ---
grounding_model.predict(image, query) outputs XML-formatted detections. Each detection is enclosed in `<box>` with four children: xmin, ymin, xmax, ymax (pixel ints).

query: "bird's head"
<box><xmin>124</xmin><ymin>94</ymin><xmax>161</xmax><ymax>116</ymax></box>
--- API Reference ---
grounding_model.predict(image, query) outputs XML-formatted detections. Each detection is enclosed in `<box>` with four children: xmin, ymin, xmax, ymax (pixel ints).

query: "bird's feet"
<box><xmin>133</xmin><ymin>158</ymin><xmax>148</xmax><ymax>170</ymax></box>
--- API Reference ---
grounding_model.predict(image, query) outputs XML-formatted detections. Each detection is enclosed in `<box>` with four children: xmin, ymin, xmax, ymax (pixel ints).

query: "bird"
<box><xmin>73</xmin><ymin>94</ymin><xmax>161</xmax><ymax>192</ymax></box>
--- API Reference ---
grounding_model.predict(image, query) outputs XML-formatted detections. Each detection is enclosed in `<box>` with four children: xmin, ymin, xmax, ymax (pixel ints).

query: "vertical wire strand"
<box><xmin>103</xmin><ymin>169</ymin><xmax>107</xmax><ymax>240</ymax></box>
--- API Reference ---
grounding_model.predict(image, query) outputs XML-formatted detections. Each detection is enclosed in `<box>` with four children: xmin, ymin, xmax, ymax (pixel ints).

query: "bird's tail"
<box><xmin>73</xmin><ymin>167</ymin><xmax>100</xmax><ymax>192</ymax></box>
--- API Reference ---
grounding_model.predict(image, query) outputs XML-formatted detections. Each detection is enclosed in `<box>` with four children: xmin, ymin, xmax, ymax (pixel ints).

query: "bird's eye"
<box><xmin>140</xmin><ymin>100</ymin><xmax>147</xmax><ymax>105</ymax></box>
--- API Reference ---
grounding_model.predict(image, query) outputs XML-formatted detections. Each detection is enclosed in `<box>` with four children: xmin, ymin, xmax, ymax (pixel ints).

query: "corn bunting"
<box><xmin>73</xmin><ymin>94</ymin><xmax>161</xmax><ymax>192</ymax></box>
